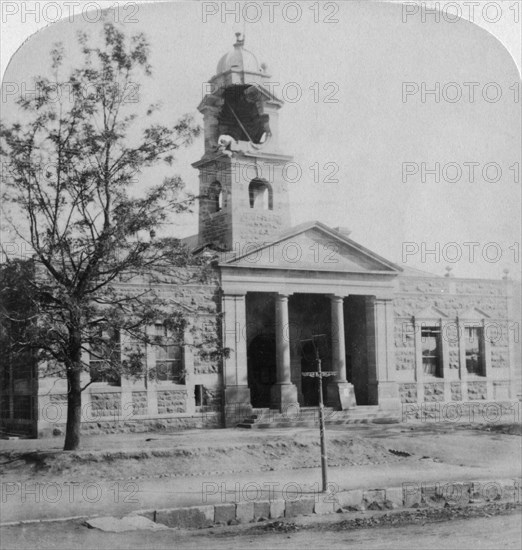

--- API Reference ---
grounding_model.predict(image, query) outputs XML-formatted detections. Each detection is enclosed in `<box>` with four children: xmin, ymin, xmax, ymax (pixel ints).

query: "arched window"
<box><xmin>208</xmin><ymin>181</ymin><xmax>223</xmax><ymax>213</ymax></box>
<box><xmin>249</xmin><ymin>179</ymin><xmax>273</xmax><ymax>210</ymax></box>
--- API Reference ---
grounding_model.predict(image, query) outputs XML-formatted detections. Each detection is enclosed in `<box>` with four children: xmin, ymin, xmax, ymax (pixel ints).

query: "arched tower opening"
<box><xmin>249</xmin><ymin>179</ymin><xmax>272</xmax><ymax>210</ymax></box>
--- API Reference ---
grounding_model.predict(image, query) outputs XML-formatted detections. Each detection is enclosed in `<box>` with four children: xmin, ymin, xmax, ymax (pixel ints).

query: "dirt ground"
<box><xmin>1</xmin><ymin>421</ymin><xmax>520</xmax><ymax>527</ymax></box>
<box><xmin>0</xmin><ymin>430</ymin><xmax>403</xmax><ymax>482</ymax></box>
<box><xmin>1</xmin><ymin>422</ymin><xmax>520</xmax><ymax>484</ymax></box>
<box><xmin>1</xmin><ymin>503</ymin><xmax>520</xmax><ymax>550</ymax></box>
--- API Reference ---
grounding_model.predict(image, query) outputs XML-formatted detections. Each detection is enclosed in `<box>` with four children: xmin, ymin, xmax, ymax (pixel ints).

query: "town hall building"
<box><xmin>1</xmin><ymin>35</ymin><xmax>518</xmax><ymax>437</ymax></box>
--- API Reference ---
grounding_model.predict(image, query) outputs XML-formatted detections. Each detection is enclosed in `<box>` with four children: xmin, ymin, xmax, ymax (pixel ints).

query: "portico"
<box><xmin>219</xmin><ymin>221</ymin><xmax>403</xmax><ymax>426</ymax></box>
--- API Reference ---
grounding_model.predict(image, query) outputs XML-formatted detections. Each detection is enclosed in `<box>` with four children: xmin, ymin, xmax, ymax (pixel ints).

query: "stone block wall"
<box><xmin>394</xmin><ymin>275</ymin><xmax>515</xmax><ymax>404</ymax></box>
<box><xmin>32</xmin><ymin>263</ymin><xmax>226</xmax><ymax>438</ymax></box>
<box><xmin>157</xmin><ymin>390</ymin><xmax>187</xmax><ymax>414</ymax></box>
<box><xmin>91</xmin><ymin>392</ymin><xmax>122</xmax><ymax>417</ymax></box>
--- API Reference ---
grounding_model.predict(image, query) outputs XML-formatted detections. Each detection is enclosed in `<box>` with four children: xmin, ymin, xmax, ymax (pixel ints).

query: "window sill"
<box><xmin>87</xmin><ymin>383</ymin><xmax>122</xmax><ymax>391</ymax></box>
<box><xmin>148</xmin><ymin>381</ymin><xmax>186</xmax><ymax>389</ymax></box>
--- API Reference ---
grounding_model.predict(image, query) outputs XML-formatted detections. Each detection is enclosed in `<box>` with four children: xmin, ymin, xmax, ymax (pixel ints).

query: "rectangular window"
<box><xmin>89</xmin><ymin>329</ymin><xmax>121</xmax><ymax>386</ymax></box>
<box><xmin>12</xmin><ymin>395</ymin><xmax>32</xmax><ymax>420</ymax></box>
<box><xmin>153</xmin><ymin>324</ymin><xmax>184</xmax><ymax>384</ymax></box>
<box><xmin>194</xmin><ymin>384</ymin><xmax>204</xmax><ymax>407</ymax></box>
<box><xmin>421</xmin><ymin>326</ymin><xmax>442</xmax><ymax>378</ymax></box>
<box><xmin>465</xmin><ymin>326</ymin><xmax>484</xmax><ymax>376</ymax></box>
<box><xmin>1</xmin><ymin>394</ymin><xmax>11</xmax><ymax>419</ymax></box>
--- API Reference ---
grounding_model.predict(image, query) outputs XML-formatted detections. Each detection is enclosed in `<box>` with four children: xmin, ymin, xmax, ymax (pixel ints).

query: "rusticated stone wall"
<box><xmin>424</xmin><ymin>382</ymin><xmax>444</xmax><ymax>402</ymax></box>
<box><xmin>76</xmin><ymin>413</ymin><xmax>222</xmax><ymax>435</ymax></box>
<box><xmin>91</xmin><ymin>392</ymin><xmax>121</xmax><ymax>417</ymax></box>
<box><xmin>157</xmin><ymin>390</ymin><xmax>187</xmax><ymax>414</ymax></box>
<box><xmin>394</xmin><ymin>320</ymin><xmax>415</xmax><ymax>371</ymax></box>
<box><xmin>450</xmin><ymin>382</ymin><xmax>462</xmax><ymax>401</ymax></box>
<box><xmin>124</xmin><ymin>264</ymin><xmax>223</xmax><ymax>377</ymax></box>
<box><xmin>132</xmin><ymin>391</ymin><xmax>148</xmax><ymax>415</ymax></box>
<box><xmin>399</xmin><ymin>383</ymin><xmax>417</xmax><ymax>404</ymax></box>
<box><xmin>394</xmin><ymin>276</ymin><xmax>511</xmax><ymax>373</ymax></box>
<box><xmin>468</xmin><ymin>381</ymin><xmax>488</xmax><ymax>401</ymax></box>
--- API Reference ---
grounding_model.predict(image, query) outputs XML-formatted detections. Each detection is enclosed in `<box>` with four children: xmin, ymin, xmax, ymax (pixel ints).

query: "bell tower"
<box><xmin>192</xmin><ymin>33</ymin><xmax>293</xmax><ymax>251</ymax></box>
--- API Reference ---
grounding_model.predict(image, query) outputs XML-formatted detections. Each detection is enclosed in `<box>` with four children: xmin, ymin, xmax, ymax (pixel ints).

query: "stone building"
<box><xmin>1</xmin><ymin>35</ymin><xmax>518</xmax><ymax>437</ymax></box>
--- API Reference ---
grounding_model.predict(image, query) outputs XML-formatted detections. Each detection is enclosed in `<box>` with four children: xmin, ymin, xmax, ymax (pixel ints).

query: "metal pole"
<box><xmin>316</xmin><ymin>349</ymin><xmax>328</xmax><ymax>493</ymax></box>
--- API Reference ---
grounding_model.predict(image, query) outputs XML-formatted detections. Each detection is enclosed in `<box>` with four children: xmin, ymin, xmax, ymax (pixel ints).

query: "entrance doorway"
<box><xmin>300</xmin><ymin>339</ymin><xmax>328</xmax><ymax>406</ymax></box>
<box><xmin>247</xmin><ymin>333</ymin><xmax>276</xmax><ymax>408</ymax></box>
<box><xmin>344</xmin><ymin>295</ymin><xmax>370</xmax><ymax>405</ymax></box>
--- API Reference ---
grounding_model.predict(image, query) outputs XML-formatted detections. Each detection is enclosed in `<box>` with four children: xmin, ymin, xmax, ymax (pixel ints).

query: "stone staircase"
<box><xmin>237</xmin><ymin>405</ymin><xmax>400</xmax><ymax>429</ymax></box>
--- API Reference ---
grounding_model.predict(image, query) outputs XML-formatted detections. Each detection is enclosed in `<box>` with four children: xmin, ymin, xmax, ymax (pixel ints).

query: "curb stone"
<box><xmin>147</xmin><ymin>478</ymin><xmax>520</xmax><ymax>529</ymax></box>
<box><xmin>1</xmin><ymin>478</ymin><xmax>519</xmax><ymax>529</ymax></box>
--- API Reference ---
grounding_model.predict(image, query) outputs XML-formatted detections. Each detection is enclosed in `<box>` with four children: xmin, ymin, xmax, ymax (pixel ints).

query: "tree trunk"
<box><xmin>64</xmin><ymin>336</ymin><xmax>83</xmax><ymax>450</ymax></box>
<box><xmin>64</xmin><ymin>368</ymin><xmax>82</xmax><ymax>450</ymax></box>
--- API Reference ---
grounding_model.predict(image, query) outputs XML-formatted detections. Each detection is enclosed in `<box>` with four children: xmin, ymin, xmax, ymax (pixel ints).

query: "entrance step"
<box><xmin>237</xmin><ymin>406</ymin><xmax>399</xmax><ymax>429</ymax></box>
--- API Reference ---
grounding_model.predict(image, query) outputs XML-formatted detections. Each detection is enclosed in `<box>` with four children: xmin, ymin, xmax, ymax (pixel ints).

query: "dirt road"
<box><xmin>1</xmin><ymin>505</ymin><xmax>520</xmax><ymax>549</ymax></box>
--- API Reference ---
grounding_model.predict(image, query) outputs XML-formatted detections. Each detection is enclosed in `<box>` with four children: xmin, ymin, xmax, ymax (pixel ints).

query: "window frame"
<box><xmin>413</xmin><ymin>313</ymin><xmax>449</xmax><ymax>384</ymax></box>
<box><xmin>463</xmin><ymin>324</ymin><xmax>486</xmax><ymax>377</ymax></box>
<box><xmin>420</xmin><ymin>325</ymin><xmax>443</xmax><ymax>379</ymax></box>
<box><xmin>152</xmin><ymin>323</ymin><xmax>185</xmax><ymax>385</ymax></box>
<box><xmin>88</xmin><ymin>328</ymin><xmax>122</xmax><ymax>386</ymax></box>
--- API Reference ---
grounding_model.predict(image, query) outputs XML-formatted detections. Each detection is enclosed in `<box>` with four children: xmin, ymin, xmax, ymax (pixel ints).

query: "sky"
<box><xmin>1</xmin><ymin>0</ymin><xmax>521</xmax><ymax>279</ymax></box>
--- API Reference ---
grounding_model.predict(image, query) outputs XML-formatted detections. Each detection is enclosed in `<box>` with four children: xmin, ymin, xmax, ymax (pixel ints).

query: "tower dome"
<box><xmin>216</xmin><ymin>33</ymin><xmax>264</xmax><ymax>75</ymax></box>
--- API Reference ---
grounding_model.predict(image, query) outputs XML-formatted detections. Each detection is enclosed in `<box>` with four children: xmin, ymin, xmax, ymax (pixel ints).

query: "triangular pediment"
<box><xmin>223</xmin><ymin>222</ymin><xmax>401</xmax><ymax>273</ymax></box>
<box><xmin>460</xmin><ymin>307</ymin><xmax>490</xmax><ymax>320</ymax></box>
<box><xmin>415</xmin><ymin>306</ymin><xmax>448</xmax><ymax>319</ymax></box>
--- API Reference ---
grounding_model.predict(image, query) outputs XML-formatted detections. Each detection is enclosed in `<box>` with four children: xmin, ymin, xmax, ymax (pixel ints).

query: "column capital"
<box><xmin>329</xmin><ymin>294</ymin><xmax>346</xmax><ymax>302</ymax></box>
<box><xmin>222</xmin><ymin>292</ymin><xmax>246</xmax><ymax>298</ymax></box>
<box><xmin>374</xmin><ymin>296</ymin><xmax>394</xmax><ymax>304</ymax></box>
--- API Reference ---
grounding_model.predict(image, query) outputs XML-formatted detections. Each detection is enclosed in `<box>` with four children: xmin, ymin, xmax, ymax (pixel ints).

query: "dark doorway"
<box><xmin>300</xmin><ymin>339</ymin><xmax>328</xmax><ymax>406</ymax></box>
<box><xmin>247</xmin><ymin>334</ymin><xmax>276</xmax><ymax>408</ymax></box>
<box><xmin>344</xmin><ymin>296</ymin><xmax>369</xmax><ymax>405</ymax></box>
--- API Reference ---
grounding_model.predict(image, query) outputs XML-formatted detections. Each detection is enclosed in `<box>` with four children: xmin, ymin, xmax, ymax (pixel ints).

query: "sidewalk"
<box><xmin>1</xmin><ymin>458</ymin><xmax>521</xmax><ymax>524</ymax></box>
<box><xmin>1</xmin><ymin>423</ymin><xmax>520</xmax><ymax>524</ymax></box>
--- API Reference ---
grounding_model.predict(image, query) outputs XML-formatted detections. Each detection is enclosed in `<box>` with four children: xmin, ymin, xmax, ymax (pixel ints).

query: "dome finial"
<box><xmin>234</xmin><ymin>32</ymin><xmax>245</xmax><ymax>46</ymax></box>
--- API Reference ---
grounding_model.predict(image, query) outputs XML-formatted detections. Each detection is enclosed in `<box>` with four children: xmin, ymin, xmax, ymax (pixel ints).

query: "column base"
<box><xmin>270</xmin><ymin>383</ymin><xmax>300</xmax><ymax>413</ymax></box>
<box><xmin>224</xmin><ymin>386</ymin><xmax>252</xmax><ymax>427</ymax></box>
<box><xmin>326</xmin><ymin>381</ymin><xmax>357</xmax><ymax>410</ymax></box>
<box><xmin>368</xmin><ymin>381</ymin><xmax>402</xmax><ymax>412</ymax></box>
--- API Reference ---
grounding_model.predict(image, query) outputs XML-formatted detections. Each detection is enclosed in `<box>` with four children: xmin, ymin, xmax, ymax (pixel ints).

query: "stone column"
<box><xmin>327</xmin><ymin>295</ymin><xmax>356</xmax><ymax>409</ymax></box>
<box><xmin>271</xmin><ymin>294</ymin><xmax>299</xmax><ymax>412</ymax></box>
<box><xmin>413</xmin><ymin>317</ymin><xmax>425</xmax><ymax>403</ymax></box>
<box><xmin>457</xmin><ymin>317</ymin><xmax>468</xmax><ymax>401</ymax></box>
<box><xmin>440</xmin><ymin>319</ymin><xmax>452</xmax><ymax>402</ymax></box>
<box><xmin>366</xmin><ymin>296</ymin><xmax>401</xmax><ymax>411</ymax></box>
<box><xmin>482</xmin><ymin>318</ymin><xmax>494</xmax><ymax>401</ymax></box>
<box><xmin>222</xmin><ymin>294</ymin><xmax>251</xmax><ymax>426</ymax></box>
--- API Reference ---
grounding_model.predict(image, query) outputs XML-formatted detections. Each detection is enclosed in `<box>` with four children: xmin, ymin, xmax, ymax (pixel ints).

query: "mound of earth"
<box><xmin>0</xmin><ymin>432</ymin><xmax>406</xmax><ymax>482</ymax></box>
